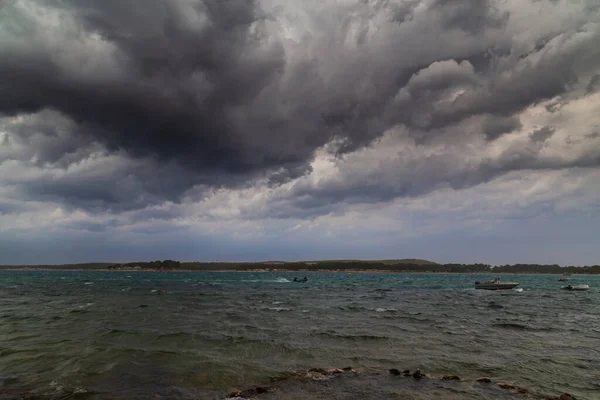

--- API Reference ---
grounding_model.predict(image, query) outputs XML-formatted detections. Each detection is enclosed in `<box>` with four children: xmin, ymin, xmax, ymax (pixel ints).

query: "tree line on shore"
<box><xmin>98</xmin><ymin>260</ymin><xmax>600</xmax><ymax>274</ymax></box>
<box><xmin>2</xmin><ymin>260</ymin><xmax>599</xmax><ymax>274</ymax></box>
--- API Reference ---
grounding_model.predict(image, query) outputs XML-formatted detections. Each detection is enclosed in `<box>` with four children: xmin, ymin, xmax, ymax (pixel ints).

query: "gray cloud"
<box><xmin>390</xmin><ymin>0</ymin><xmax>421</xmax><ymax>24</ymax></box>
<box><xmin>585</xmin><ymin>132</ymin><xmax>600</xmax><ymax>140</ymax></box>
<box><xmin>0</xmin><ymin>0</ymin><xmax>598</xmax><ymax>217</ymax></box>
<box><xmin>587</xmin><ymin>74</ymin><xmax>600</xmax><ymax>94</ymax></box>
<box><xmin>482</xmin><ymin>115</ymin><xmax>522</xmax><ymax>140</ymax></box>
<box><xmin>529</xmin><ymin>126</ymin><xmax>556</xmax><ymax>143</ymax></box>
<box><xmin>432</xmin><ymin>0</ymin><xmax>509</xmax><ymax>34</ymax></box>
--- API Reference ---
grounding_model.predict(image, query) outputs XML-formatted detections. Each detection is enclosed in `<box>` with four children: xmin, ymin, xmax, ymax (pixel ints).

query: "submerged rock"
<box><xmin>308</xmin><ymin>368</ymin><xmax>328</xmax><ymax>375</ymax></box>
<box><xmin>403</xmin><ymin>369</ymin><xmax>411</xmax><ymax>376</ymax></box>
<box><xmin>229</xmin><ymin>386</ymin><xmax>271</xmax><ymax>398</ymax></box>
<box><xmin>498</xmin><ymin>383</ymin><xmax>515</xmax><ymax>390</ymax></box>
<box><xmin>342</xmin><ymin>366</ymin><xmax>353</xmax><ymax>372</ymax></box>
<box><xmin>558</xmin><ymin>394</ymin><xmax>575</xmax><ymax>400</ymax></box>
<box><xmin>476</xmin><ymin>377</ymin><xmax>491</xmax><ymax>383</ymax></box>
<box><xmin>497</xmin><ymin>382</ymin><xmax>529</xmax><ymax>394</ymax></box>
<box><xmin>226</xmin><ymin>369</ymin><xmax>530</xmax><ymax>400</ymax></box>
<box><xmin>441</xmin><ymin>375</ymin><xmax>460</xmax><ymax>381</ymax></box>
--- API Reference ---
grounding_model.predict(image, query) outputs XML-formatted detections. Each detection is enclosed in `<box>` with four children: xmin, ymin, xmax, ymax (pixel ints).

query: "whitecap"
<box><xmin>242</xmin><ymin>277</ymin><xmax>291</xmax><ymax>283</ymax></box>
<box><xmin>375</xmin><ymin>308</ymin><xmax>396</xmax><ymax>312</ymax></box>
<box><xmin>268</xmin><ymin>307</ymin><xmax>291</xmax><ymax>312</ymax></box>
<box><xmin>84</xmin><ymin>282</ymin><xmax>94</xmax><ymax>285</ymax></box>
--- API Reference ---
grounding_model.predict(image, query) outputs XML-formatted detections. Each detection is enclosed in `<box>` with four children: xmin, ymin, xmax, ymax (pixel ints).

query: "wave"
<box><xmin>69</xmin><ymin>308</ymin><xmax>89</xmax><ymax>314</ymax></box>
<box><xmin>337</xmin><ymin>305</ymin><xmax>369</xmax><ymax>312</ymax></box>
<box><xmin>242</xmin><ymin>277</ymin><xmax>291</xmax><ymax>283</ymax></box>
<box><xmin>265</xmin><ymin>307</ymin><xmax>291</xmax><ymax>312</ymax></box>
<box><xmin>493</xmin><ymin>323</ymin><xmax>553</xmax><ymax>332</ymax></box>
<box><xmin>315</xmin><ymin>331</ymin><xmax>390</xmax><ymax>340</ymax></box>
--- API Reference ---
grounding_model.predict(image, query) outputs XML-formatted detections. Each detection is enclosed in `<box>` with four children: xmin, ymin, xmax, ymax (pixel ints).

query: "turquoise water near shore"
<box><xmin>0</xmin><ymin>271</ymin><xmax>598</xmax><ymax>399</ymax></box>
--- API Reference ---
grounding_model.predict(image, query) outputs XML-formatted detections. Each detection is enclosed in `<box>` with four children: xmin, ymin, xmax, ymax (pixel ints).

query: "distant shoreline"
<box><xmin>0</xmin><ymin>268</ymin><xmax>596</xmax><ymax>275</ymax></box>
<box><xmin>1</xmin><ymin>259</ymin><xmax>598</xmax><ymax>274</ymax></box>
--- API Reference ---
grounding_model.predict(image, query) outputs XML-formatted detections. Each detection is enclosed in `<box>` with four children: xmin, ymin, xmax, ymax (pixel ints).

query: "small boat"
<box><xmin>475</xmin><ymin>277</ymin><xmax>519</xmax><ymax>290</ymax></box>
<box><xmin>561</xmin><ymin>284</ymin><xmax>589</xmax><ymax>291</ymax></box>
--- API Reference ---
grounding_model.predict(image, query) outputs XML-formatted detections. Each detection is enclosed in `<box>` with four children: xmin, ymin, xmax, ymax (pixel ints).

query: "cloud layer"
<box><xmin>0</xmin><ymin>0</ymin><xmax>599</xmax><ymax>263</ymax></box>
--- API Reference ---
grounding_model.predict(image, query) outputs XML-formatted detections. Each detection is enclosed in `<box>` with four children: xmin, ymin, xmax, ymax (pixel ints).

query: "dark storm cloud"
<box><xmin>1</xmin><ymin>0</ymin><xmax>314</xmax><ymax>177</ymax></box>
<box><xmin>17</xmin><ymin>158</ymin><xmax>200</xmax><ymax>212</ymax></box>
<box><xmin>0</xmin><ymin>0</ymin><xmax>598</xmax><ymax>215</ymax></box>
<box><xmin>0</xmin><ymin>0</ymin><xmax>514</xmax><ymax>171</ymax></box>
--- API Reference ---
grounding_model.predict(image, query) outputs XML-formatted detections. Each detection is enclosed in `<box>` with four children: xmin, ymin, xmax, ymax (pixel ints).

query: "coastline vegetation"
<box><xmin>1</xmin><ymin>259</ymin><xmax>600</xmax><ymax>274</ymax></box>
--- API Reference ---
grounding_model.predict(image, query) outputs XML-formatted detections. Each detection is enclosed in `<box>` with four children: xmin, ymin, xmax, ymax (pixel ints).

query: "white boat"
<box><xmin>475</xmin><ymin>277</ymin><xmax>519</xmax><ymax>290</ymax></box>
<box><xmin>561</xmin><ymin>284</ymin><xmax>589</xmax><ymax>291</ymax></box>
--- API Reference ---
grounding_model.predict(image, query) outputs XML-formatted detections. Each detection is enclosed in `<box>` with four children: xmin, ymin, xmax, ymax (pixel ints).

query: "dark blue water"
<box><xmin>0</xmin><ymin>271</ymin><xmax>598</xmax><ymax>399</ymax></box>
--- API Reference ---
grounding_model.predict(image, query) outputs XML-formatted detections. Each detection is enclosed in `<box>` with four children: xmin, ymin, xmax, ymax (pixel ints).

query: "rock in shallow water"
<box><xmin>497</xmin><ymin>382</ymin><xmax>530</xmax><ymax>394</ymax></box>
<box><xmin>308</xmin><ymin>368</ymin><xmax>328</xmax><ymax>375</ymax></box>
<box><xmin>557</xmin><ymin>394</ymin><xmax>575</xmax><ymax>400</ymax></box>
<box><xmin>229</xmin><ymin>386</ymin><xmax>271</xmax><ymax>398</ymax></box>
<box><xmin>412</xmin><ymin>369</ymin><xmax>424</xmax><ymax>379</ymax></box>
<box><xmin>227</xmin><ymin>369</ymin><xmax>530</xmax><ymax>400</ymax></box>
<box><xmin>441</xmin><ymin>375</ymin><xmax>460</xmax><ymax>381</ymax></box>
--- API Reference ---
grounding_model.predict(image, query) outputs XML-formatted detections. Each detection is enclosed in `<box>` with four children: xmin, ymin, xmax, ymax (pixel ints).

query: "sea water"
<box><xmin>0</xmin><ymin>271</ymin><xmax>598</xmax><ymax>399</ymax></box>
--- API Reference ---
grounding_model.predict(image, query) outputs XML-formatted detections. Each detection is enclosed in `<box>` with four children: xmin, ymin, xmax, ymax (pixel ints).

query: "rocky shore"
<box><xmin>227</xmin><ymin>367</ymin><xmax>577</xmax><ymax>400</ymax></box>
<box><xmin>0</xmin><ymin>367</ymin><xmax>580</xmax><ymax>400</ymax></box>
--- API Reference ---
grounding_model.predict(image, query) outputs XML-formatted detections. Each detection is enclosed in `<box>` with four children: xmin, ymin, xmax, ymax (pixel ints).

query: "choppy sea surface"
<box><xmin>0</xmin><ymin>271</ymin><xmax>598</xmax><ymax>399</ymax></box>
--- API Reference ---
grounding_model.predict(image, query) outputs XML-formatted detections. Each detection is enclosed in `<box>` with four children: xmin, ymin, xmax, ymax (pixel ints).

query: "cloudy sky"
<box><xmin>0</xmin><ymin>0</ymin><xmax>599</xmax><ymax>265</ymax></box>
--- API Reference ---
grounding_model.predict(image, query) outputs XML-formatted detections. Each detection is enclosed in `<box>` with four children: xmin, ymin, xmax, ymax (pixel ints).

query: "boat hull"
<box><xmin>561</xmin><ymin>285</ymin><xmax>589</xmax><ymax>291</ymax></box>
